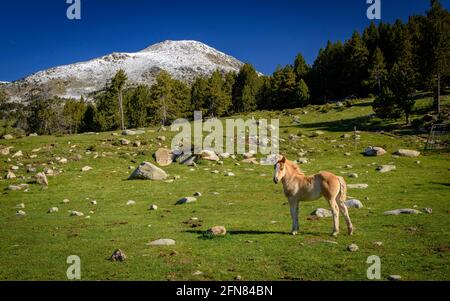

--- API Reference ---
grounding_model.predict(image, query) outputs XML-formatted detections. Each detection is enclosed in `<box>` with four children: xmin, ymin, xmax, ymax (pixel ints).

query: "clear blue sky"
<box><xmin>0</xmin><ymin>0</ymin><xmax>447</xmax><ymax>82</ymax></box>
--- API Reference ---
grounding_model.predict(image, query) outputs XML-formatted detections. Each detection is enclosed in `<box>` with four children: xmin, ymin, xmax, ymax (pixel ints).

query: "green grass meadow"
<box><xmin>0</xmin><ymin>98</ymin><xmax>449</xmax><ymax>280</ymax></box>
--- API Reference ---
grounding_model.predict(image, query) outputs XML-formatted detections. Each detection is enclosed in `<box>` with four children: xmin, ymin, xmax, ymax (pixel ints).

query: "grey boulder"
<box><xmin>128</xmin><ymin>162</ymin><xmax>168</xmax><ymax>181</ymax></box>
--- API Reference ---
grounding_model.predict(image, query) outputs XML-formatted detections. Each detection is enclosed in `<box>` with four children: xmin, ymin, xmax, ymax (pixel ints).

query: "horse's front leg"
<box><xmin>289</xmin><ymin>197</ymin><xmax>300</xmax><ymax>235</ymax></box>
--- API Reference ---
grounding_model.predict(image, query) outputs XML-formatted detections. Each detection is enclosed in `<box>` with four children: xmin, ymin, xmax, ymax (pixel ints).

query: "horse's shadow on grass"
<box><xmin>185</xmin><ymin>229</ymin><xmax>323</xmax><ymax>238</ymax></box>
<box><xmin>430</xmin><ymin>182</ymin><xmax>450</xmax><ymax>187</ymax></box>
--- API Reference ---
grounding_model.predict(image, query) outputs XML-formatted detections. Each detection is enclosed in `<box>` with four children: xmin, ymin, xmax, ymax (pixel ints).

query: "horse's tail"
<box><xmin>337</xmin><ymin>176</ymin><xmax>347</xmax><ymax>204</ymax></box>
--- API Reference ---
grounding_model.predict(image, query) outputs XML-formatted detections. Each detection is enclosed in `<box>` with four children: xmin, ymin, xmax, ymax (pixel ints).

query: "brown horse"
<box><xmin>273</xmin><ymin>156</ymin><xmax>353</xmax><ymax>237</ymax></box>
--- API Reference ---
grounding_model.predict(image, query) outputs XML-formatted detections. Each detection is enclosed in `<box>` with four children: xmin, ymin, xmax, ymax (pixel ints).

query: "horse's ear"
<box><xmin>280</xmin><ymin>156</ymin><xmax>286</xmax><ymax>163</ymax></box>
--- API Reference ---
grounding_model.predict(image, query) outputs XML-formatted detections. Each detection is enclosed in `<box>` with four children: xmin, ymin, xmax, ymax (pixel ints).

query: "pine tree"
<box><xmin>205</xmin><ymin>70</ymin><xmax>231</xmax><ymax>117</ymax></box>
<box><xmin>127</xmin><ymin>85</ymin><xmax>150</xmax><ymax>128</ymax></box>
<box><xmin>373</xmin><ymin>86</ymin><xmax>401</xmax><ymax>119</ymax></box>
<box><xmin>293</xmin><ymin>53</ymin><xmax>309</xmax><ymax>80</ymax></box>
<box><xmin>366</xmin><ymin>47</ymin><xmax>387</xmax><ymax>95</ymax></box>
<box><xmin>424</xmin><ymin>0</ymin><xmax>450</xmax><ymax>114</ymax></box>
<box><xmin>110</xmin><ymin>70</ymin><xmax>128</xmax><ymax>130</ymax></box>
<box><xmin>309</xmin><ymin>40</ymin><xmax>346</xmax><ymax>102</ymax></box>
<box><xmin>82</xmin><ymin>104</ymin><xmax>98</xmax><ymax>132</ymax></box>
<box><xmin>377</xmin><ymin>22</ymin><xmax>396</xmax><ymax>70</ymax></box>
<box><xmin>191</xmin><ymin>76</ymin><xmax>209</xmax><ymax>114</ymax></box>
<box><xmin>389</xmin><ymin>62</ymin><xmax>416</xmax><ymax>124</ymax></box>
<box><xmin>232</xmin><ymin>64</ymin><xmax>261</xmax><ymax>112</ymax></box>
<box><xmin>270</xmin><ymin>65</ymin><xmax>299</xmax><ymax>109</ymax></box>
<box><xmin>295</xmin><ymin>79</ymin><xmax>310</xmax><ymax>107</ymax></box>
<box><xmin>94</xmin><ymin>88</ymin><xmax>120</xmax><ymax>131</ymax></box>
<box><xmin>63</xmin><ymin>98</ymin><xmax>86</xmax><ymax>134</ymax></box>
<box><xmin>408</xmin><ymin>15</ymin><xmax>428</xmax><ymax>90</ymax></box>
<box><xmin>27</xmin><ymin>97</ymin><xmax>63</xmax><ymax>135</ymax></box>
<box><xmin>256</xmin><ymin>76</ymin><xmax>272</xmax><ymax>109</ymax></box>
<box><xmin>363</xmin><ymin>22</ymin><xmax>380</xmax><ymax>55</ymax></box>
<box><xmin>0</xmin><ymin>89</ymin><xmax>8</xmax><ymax>119</ymax></box>
<box><xmin>150</xmin><ymin>71</ymin><xmax>174</xmax><ymax>125</ymax></box>
<box><xmin>373</xmin><ymin>33</ymin><xmax>416</xmax><ymax>125</ymax></box>
<box><xmin>171</xmin><ymin>79</ymin><xmax>191</xmax><ymax>119</ymax></box>
<box><xmin>343</xmin><ymin>31</ymin><xmax>370</xmax><ymax>97</ymax></box>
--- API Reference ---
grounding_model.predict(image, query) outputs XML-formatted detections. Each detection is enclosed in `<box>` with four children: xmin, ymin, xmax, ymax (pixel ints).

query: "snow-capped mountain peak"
<box><xmin>7</xmin><ymin>40</ymin><xmax>245</xmax><ymax>100</ymax></box>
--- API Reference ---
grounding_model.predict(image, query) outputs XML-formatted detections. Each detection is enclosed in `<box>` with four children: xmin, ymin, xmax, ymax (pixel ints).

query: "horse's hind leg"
<box><xmin>289</xmin><ymin>197</ymin><xmax>299</xmax><ymax>235</ymax></box>
<box><xmin>329</xmin><ymin>199</ymin><xmax>340</xmax><ymax>237</ymax></box>
<box><xmin>324</xmin><ymin>193</ymin><xmax>340</xmax><ymax>237</ymax></box>
<box><xmin>338</xmin><ymin>202</ymin><xmax>354</xmax><ymax>235</ymax></box>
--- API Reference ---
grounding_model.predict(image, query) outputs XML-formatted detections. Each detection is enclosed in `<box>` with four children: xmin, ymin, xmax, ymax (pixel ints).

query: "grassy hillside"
<box><xmin>0</xmin><ymin>97</ymin><xmax>449</xmax><ymax>280</ymax></box>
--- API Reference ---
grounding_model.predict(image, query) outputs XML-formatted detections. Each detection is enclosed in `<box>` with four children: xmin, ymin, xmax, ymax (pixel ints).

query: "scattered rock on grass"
<box><xmin>110</xmin><ymin>249</ymin><xmax>127</xmax><ymax>261</ymax></box>
<box><xmin>48</xmin><ymin>207</ymin><xmax>59</xmax><ymax>213</ymax></box>
<box><xmin>120</xmin><ymin>138</ymin><xmax>131</xmax><ymax>145</ymax></box>
<box><xmin>16</xmin><ymin>210</ymin><xmax>26</xmax><ymax>216</ymax></box>
<box><xmin>126</xmin><ymin>200</ymin><xmax>136</xmax><ymax>206</ymax></box>
<box><xmin>12</xmin><ymin>150</ymin><xmax>23</xmax><ymax>158</ymax></box>
<box><xmin>312</xmin><ymin>130</ymin><xmax>325</xmax><ymax>137</ymax></box>
<box><xmin>149</xmin><ymin>204</ymin><xmax>158</xmax><ymax>211</ymax></box>
<box><xmin>219</xmin><ymin>152</ymin><xmax>230</xmax><ymax>159</ymax></box>
<box><xmin>154</xmin><ymin>148</ymin><xmax>173</xmax><ymax>166</ymax></box>
<box><xmin>8</xmin><ymin>184</ymin><xmax>28</xmax><ymax>191</ymax></box>
<box><xmin>345</xmin><ymin>199</ymin><xmax>364</xmax><ymax>209</ymax></box>
<box><xmin>81</xmin><ymin>166</ymin><xmax>93</xmax><ymax>172</ymax></box>
<box><xmin>200</xmin><ymin>150</ymin><xmax>219</xmax><ymax>161</ymax></box>
<box><xmin>176</xmin><ymin>197</ymin><xmax>197</xmax><ymax>205</ymax></box>
<box><xmin>148</xmin><ymin>239</ymin><xmax>176</xmax><ymax>246</ymax></box>
<box><xmin>5</xmin><ymin>171</ymin><xmax>16</xmax><ymax>179</ymax></box>
<box><xmin>423</xmin><ymin>208</ymin><xmax>432</xmax><ymax>214</ymax></box>
<box><xmin>377</xmin><ymin>165</ymin><xmax>396</xmax><ymax>173</ymax></box>
<box><xmin>364</xmin><ymin>146</ymin><xmax>386</xmax><ymax>156</ymax></box>
<box><xmin>70</xmin><ymin>211</ymin><xmax>84</xmax><ymax>217</ymax></box>
<box><xmin>128</xmin><ymin>162</ymin><xmax>168</xmax><ymax>181</ymax></box>
<box><xmin>347</xmin><ymin>183</ymin><xmax>368</xmax><ymax>189</ymax></box>
<box><xmin>207</xmin><ymin>226</ymin><xmax>227</xmax><ymax>236</ymax></box>
<box><xmin>0</xmin><ymin>146</ymin><xmax>13</xmax><ymax>155</ymax></box>
<box><xmin>241</xmin><ymin>158</ymin><xmax>259</xmax><ymax>164</ymax></box>
<box><xmin>395</xmin><ymin>149</ymin><xmax>420</xmax><ymax>158</ymax></box>
<box><xmin>244</xmin><ymin>150</ymin><xmax>256</xmax><ymax>159</ymax></box>
<box><xmin>297</xmin><ymin>158</ymin><xmax>309</xmax><ymax>164</ymax></box>
<box><xmin>383</xmin><ymin>209</ymin><xmax>421</xmax><ymax>215</ymax></box>
<box><xmin>35</xmin><ymin>172</ymin><xmax>48</xmax><ymax>186</ymax></box>
<box><xmin>122</xmin><ymin>130</ymin><xmax>136</xmax><ymax>136</ymax></box>
<box><xmin>311</xmin><ymin>208</ymin><xmax>332</xmax><ymax>218</ymax></box>
<box><xmin>388</xmin><ymin>275</ymin><xmax>402</xmax><ymax>281</ymax></box>
<box><xmin>347</xmin><ymin>244</ymin><xmax>359</xmax><ymax>252</ymax></box>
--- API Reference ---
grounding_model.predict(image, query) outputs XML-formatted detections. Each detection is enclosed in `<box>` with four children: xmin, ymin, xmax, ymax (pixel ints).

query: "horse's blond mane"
<box><xmin>286</xmin><ymin>159</ymin><xmax>304</xmax><ymax>175</ymax></box>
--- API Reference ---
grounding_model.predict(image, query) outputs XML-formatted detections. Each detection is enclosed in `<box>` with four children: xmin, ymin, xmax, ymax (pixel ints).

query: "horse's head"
<box><xmin>273</xmin><ymin>155</ymin><xmax>287</xmax><ymax>184</ymax></box>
